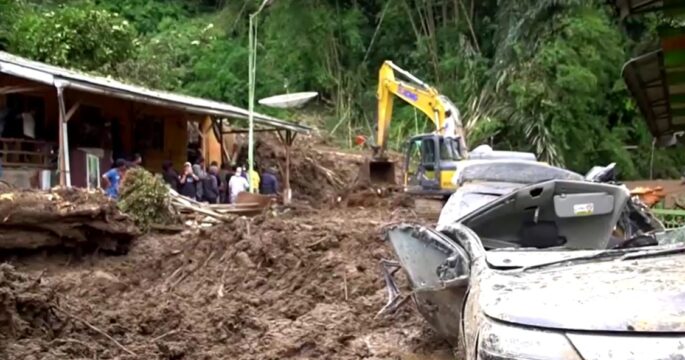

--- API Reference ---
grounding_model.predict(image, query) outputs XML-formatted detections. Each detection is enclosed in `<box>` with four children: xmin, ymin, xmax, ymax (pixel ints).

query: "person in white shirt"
<box><xmin>443</xmin><ymin>109</ymin><xmax>460</xmax><ymax>138</ymax></box>
<box><xmin>229</xmin><ymin>166</ymin><xmax>250</xmax><ymax>203</ymax></box>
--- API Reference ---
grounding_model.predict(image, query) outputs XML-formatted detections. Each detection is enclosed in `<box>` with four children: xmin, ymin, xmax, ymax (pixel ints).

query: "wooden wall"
<box><xmin>1</xmin><ymin>74</ymin><xmax>191</xmax><ymax>181</ymax></box>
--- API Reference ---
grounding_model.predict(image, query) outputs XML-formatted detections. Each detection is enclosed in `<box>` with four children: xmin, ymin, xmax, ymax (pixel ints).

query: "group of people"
<box><xmin>161</xmin><ymin>156</ymin><xmax>280</xmax><ymax>203</ymax></box>
<box><xmin>99</xmin><ymin>154</ymin><xmax>279</xmax><ymax>203</ymax></box>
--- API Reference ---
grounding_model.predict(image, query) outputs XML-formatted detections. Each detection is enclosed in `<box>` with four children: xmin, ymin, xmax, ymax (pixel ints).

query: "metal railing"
<box><xmin>651</xmin><ymin>208</ymin><xmax>685</xmax><ymax>229</ymax></box>
<box><xmin>0</xmin><ymin>138</ymin><xmax>57</xmax><ymax>168</ymax></box>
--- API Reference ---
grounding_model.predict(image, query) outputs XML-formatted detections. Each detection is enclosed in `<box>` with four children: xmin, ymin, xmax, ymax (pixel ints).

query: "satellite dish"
<box><xmin>258</xmin><ymin>91</ymin><xmax>318</xmax><ymax>109</ymax></box>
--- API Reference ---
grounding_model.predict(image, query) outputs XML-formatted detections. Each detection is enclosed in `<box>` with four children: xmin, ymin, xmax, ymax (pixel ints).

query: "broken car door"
<box><xmin>386</xmin><ymin>225</ymin><xmax>471</xmax><ymax>345</ymax></box>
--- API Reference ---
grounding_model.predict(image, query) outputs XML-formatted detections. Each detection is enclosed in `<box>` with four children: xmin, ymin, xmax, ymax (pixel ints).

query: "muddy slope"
<box><xmin>0</xmin><ymin>188</ymin><xmax>137</xmax><ymax>253</ymax></box>
<box><xmin>2</xmin><ymin>207</ymin><xmax>451</xmax><ymax>359</ymax></box>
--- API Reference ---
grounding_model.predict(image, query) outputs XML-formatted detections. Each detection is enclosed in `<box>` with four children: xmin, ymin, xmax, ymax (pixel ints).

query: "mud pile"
<box><xmin>2</xmin><ymin>207</ymin><xmax>449</xmax><ymax>359</ymax></box>
<box><xmin>254</xmin><ymin>134</ymin><xmax>363</xmax><ymax>204</ymax></box>
<box><xmin>0</xmin><ymin>188</ymin><xmax>138</xmax><ymax>253</ymax></box>
<box><xmin>254</xmin><ymin>134</ymin><xmax>408</xmax><ymax>210</ymax></box>
<box><xmin>0</xmin><ymin>264</ymin><xmax>62</xmax><ymax>344</ymax></box>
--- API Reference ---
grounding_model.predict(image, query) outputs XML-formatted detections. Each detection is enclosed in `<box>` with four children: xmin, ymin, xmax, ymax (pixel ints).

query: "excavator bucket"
<box><xmin>360</xmin><ymin>159</ymin><xmax>396</xmax><ymax>185</ymax></box>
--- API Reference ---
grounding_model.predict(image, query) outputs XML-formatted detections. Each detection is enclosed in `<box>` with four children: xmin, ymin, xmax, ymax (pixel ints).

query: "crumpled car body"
<box><xmin>382</xmin><ymin>160</ymin><xmax>685</xmax><ymax>359</ymax></box>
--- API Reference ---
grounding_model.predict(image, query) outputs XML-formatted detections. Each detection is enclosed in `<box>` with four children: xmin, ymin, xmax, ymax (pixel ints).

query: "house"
<box><xmin>0</xmin><ymin>51</ymin><xmax>311</xmax><ymax>198</ymax></box>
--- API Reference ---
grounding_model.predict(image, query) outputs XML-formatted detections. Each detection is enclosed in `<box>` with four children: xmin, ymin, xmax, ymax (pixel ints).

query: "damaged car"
<box><xmin>380</xmin><ymin>160</ymin><xmax>685</xmax><ymax>360</ymax></box>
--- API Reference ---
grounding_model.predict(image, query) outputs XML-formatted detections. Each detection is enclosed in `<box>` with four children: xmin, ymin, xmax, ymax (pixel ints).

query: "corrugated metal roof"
<box><xmin>615</xmin><ymin>0</ymin><xmax>684</xmax><ymax>17</ymax></box>
<box><xmin>0</xmin><ymin>51</ymin><xmax>312</xmax><ymax>133</ymax></box>
<box><xmin>618</xmin><ymin>0</ymin><xmax>685</xmax><ymax>145</ymax></box>
<box><xmin>622</xmin><ymin>50</ymin><xmax>682</xmax><ymax>142</ymax></box>
<box><xmin>615</xmin><ymin>0</ymin><xmax>664</xmax><ymax>17</ymax></box>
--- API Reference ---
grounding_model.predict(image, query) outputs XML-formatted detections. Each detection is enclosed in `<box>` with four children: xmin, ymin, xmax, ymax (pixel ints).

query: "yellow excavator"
<box><xmin>366</xmin><ymin>60</ymin><xmax>469</xmax><ymax>199</ymax></box>
<box><xmin>362</xmin><ymin>61</ymin><xmax>539</xmax><ymax>215</ymax></box>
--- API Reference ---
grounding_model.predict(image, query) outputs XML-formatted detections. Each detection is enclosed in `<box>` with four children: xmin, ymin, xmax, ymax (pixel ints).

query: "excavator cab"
<box><xmin>404</xmin><ymin>134</ymin><xmax>464</xmax><ymax>195</ymax></box>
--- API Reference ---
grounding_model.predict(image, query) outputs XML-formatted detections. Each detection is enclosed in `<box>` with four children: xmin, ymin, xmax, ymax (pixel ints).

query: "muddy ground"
<box><xmin>0</xmin><ymin>137</ymin><xmax>453</xmax><ymax>360</ymax></box>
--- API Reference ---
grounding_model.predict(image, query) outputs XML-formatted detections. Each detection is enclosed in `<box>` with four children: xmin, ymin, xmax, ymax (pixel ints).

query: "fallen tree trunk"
<box><xmin>0</xmin><ymin>188</ymin><xmax>139</xmax><ymax>253</ymax></box>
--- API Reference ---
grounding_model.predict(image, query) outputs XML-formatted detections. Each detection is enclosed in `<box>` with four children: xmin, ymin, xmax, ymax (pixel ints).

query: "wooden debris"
<box><xmin>168</xmin><ymin>189</ymin><xmax>274</xmax><ymax>228</ymax></box>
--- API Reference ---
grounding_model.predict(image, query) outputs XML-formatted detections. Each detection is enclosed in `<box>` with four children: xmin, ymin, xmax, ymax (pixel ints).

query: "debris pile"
<box><xmin>118</xmin><ymin>168</ymin><xmax>274</xmax><ymax>230</ymax></box>
<box><xmin>0</xmin><ymin>264</ymin><xmax>61</xmax><ymax>343</ymax></box>
<box><xmin>0</xmin><ymin>137</ymin><xmax>451</xmax><ymax>359</ymax></box>
<box><xmin>255</xmin><ymin>135</ymin><xmax>363</xmax><ymax>204</ymax></box>
<box><xmin>170</xmin><ymin>190</ymin><xmax>274</xmax><ymax>227</ymax></box>
<box><xmin>0</xmin><ymin>207</ymin><xmax>448</xmax><ymax>359</ymax></box>
<box><xmin>0</xmin><ymin>188</ymin><xmax>138</xmax><ymax>253</ymax></box>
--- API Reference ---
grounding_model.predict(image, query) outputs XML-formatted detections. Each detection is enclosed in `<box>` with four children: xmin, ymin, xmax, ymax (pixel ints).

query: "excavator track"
<box><xmin>413</xmin><ymin>196</ymin><xmax>447</xmax><ymax>220</ymax></box>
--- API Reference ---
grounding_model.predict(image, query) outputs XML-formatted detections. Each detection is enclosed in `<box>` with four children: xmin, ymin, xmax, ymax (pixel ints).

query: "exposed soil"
<box><xmin>0</xmin><ymin>136</ymin><xmax>452</xmax><ymax>360</ymax></box>
<box><xmin>0</xmin><ymin>188</ymin><xmax>138</xmax><ymax>253</ymax></box>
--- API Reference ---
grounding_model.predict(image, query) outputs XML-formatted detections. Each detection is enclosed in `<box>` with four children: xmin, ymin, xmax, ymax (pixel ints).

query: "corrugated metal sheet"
<box><xmin>0</xmin><ymin>51</ymin><xmax>312</xmax><ymax>133</ymax></box>
<box><xmin>618</xmin><ymin>1</ymin><xmax>685</xmax><ymax>145</ymax></box>
<box><xmin>615</xmin><ymin>0</ymin><xmax>665</xmax><ymax>18</ymax></box>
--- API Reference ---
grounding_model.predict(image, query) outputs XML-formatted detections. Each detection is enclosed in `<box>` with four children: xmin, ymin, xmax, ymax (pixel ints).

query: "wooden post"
<box><xmin>56</xmin><ymin>84</ymin><xmax>71</xmax><ymax>187</ymax></box>
<box><xmin>280</xmin><ymin>130</ymin><xmax>297</xmax><ymax>205</ymax></box>
<box><xmin>218</xmin><ymin>120</ymin><xmax>223</xmax><ymax>165</ymax></box>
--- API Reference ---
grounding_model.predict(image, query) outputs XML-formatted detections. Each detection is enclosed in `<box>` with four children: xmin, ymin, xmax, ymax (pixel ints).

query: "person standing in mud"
<box><xmin>161</xmin><ymin>160</ymin><xmax>179</xmax><ymax>190</ymax></box>
<box><xmin>192</xmin><ymin>156</ymin><xmax>207</xmax><ymax>201</ymax></box>
<box><xmin>101</xmin><ymin>159</ymin><xmax>127</xmax><ymax>199</ymax></box>
<box><xmin>218</xmin><ymin>163</ymin><xmax>232</xmax><ymax>203</ymax></box>
<box><xmin>203</xmin><ymin>163</ymin><xmax>220</xmax><ymax>204</ymax></box>
<box><xmin>179</xmin><ymin>162</ymin><xmax>200</xmax><ymax>199</ymax></box>
<box><xmin>229</xmin><ymin>166</ymin><xmax>250</xmax><ymax>203</ymax></box>
<box><xmin>260</xmin><ymin>166</ymin><xmax>279</xmax><ymax>196</ymax></box>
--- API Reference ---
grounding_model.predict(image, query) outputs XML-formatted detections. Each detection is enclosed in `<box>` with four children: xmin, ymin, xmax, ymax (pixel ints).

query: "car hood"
<box><xmin>480</xmin><ymin>251</ymin><xmax>685</xmax><ymax>332</ymax></box>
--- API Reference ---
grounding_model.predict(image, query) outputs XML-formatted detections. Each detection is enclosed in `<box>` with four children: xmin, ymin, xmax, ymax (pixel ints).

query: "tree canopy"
<box><xmin>0</xmin><ymin>0</ymin><xmax>682</xmax><ymax>179</ymax></box>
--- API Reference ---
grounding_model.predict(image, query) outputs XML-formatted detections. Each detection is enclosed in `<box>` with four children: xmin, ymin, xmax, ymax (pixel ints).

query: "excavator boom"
<box><xmin>366</xmin><ymin>61</ymin><xmax>466</xmax><ymax>185</ymax></box>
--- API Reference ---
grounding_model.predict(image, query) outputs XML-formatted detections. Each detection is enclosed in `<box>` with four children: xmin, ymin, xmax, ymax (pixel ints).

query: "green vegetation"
<box><xmin>0</xmin><ymin>0</ymin><xmax>682</xmax><ymax>179</ymax></box>
<box><xmin>118</xmin><ymin>167</ymin><xmax>176</xmax><ymax>230</ymax></box>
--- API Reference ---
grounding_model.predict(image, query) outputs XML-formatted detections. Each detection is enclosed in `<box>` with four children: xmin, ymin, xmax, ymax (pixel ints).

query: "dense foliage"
<box><xmin>118</xmin><ymin>167</ymin><xmax>176</xmax><ymax>230</ymax></box>
<box><xmin>1</xmin><ymin>0</ymin><xmax>683</xmax><ymax>179</ymax></box>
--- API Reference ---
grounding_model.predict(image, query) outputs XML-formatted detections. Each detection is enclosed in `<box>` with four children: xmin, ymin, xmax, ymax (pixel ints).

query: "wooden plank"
<box><xmin>0</xmin><ymin>138</ymin><xmax>57</xmax><ymax>146</ymax></box>
<box><xmin>1</xmin><ymin>162</ymin><xmax>55</xmax><ymax>169</ymax></box>
<box><xmin>0</xmin><ymin>150</ymin><xmax>48</xmax><ymax>155</ymax></box>
<box><xmin>64</xmin><ymin>101</ymin><xmax>81</xmax><ymax>122</ymax></box>
<box><xmin>0</xmin><ymin>86</ymin><xmax>45</xmax><ymax>95</ymax></box>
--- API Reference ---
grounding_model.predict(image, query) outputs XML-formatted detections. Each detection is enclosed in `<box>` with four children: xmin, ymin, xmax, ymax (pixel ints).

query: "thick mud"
<box><xmin>0</xmin><ymin>188</ymin><xmax>137</xmax><ymax>253</ymax></box>
<box><xmin>0</xmin><ymin>136</ymin><xmax>453</xmax><ymax>359</ymax></box>
<box><xmin>1</xmin><ymin>207</ymin><xmax>452</xmax><ymax>359</ymax></box>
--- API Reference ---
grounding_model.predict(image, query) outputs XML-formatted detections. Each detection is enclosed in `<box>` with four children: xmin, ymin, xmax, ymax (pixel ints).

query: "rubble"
<box><xmin>0</xmin><ymin>188</ymin><xmax>138</xmax><ymax>253</ymax></box>
<box><xmin>0</xmin><ymin>137</ymin><xmax>452</xmax><ymax>360</ymax></box>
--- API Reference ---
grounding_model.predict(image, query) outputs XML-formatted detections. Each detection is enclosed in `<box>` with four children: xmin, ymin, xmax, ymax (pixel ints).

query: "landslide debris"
<box><xmin>1</xmin><ymin>207</ymin><xmax>448</xmax><ymax>359</ymax></box>
<box><xmin>0</xmin><ymin>137</ymin><xmax>451</xmax><ymax>360</ymax></box>
<box><xmin>0</xmin><ymin>188</ymin><xmax>138</xmax><ymax>253</ymax></box>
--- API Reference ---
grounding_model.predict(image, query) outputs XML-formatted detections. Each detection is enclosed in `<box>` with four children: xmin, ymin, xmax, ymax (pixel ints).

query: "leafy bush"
<box><xmin>118</xmin><ymin>168</ymin><xmax>177</xmax><ymax>231</ymax></box>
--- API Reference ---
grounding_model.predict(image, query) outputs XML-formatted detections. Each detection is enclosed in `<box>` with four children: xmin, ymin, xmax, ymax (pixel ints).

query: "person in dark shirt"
<box><xmin>178</xmin><ymin>162</ymin><xmax>199</xmax><ymax>199</ymax></box>
<box><xmin>218</xmin><ymin>163</ymin><xmax>231</xmax><ymax>203</ymax></box>
<box><xmin>131</xmin><ymin>153</ymin><xmax>143</xmax><ymax>168</ymax></box>
<box><xmin>203</xmin><ymin>164</ymin><xmax>220</xmax><ymax>204</ymax></box>
<box><xmin>260</xmin><ymin>166</ymin><xmax>279</xmax><ymax>195</ymax></box>
<box><xmin>161</xmin><ymin>160</ymin><xmax>179</xmax><ymax>190</ymax></box>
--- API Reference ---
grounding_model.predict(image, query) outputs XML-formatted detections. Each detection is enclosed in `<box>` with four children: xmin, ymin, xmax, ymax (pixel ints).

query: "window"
<box><xmin>86</xmin><ymin>153</ymin><xmax>100</xmax><ymax>189</ymax></box>
<box><xmin>439</xmin><ymin>137</ymin><xmax>463</xmax><ymax>161</ymax></box>
<box><xmin>406</xmin><ymin>140</ymin><xmax>421</xmax><ymax>175</ymax></box>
